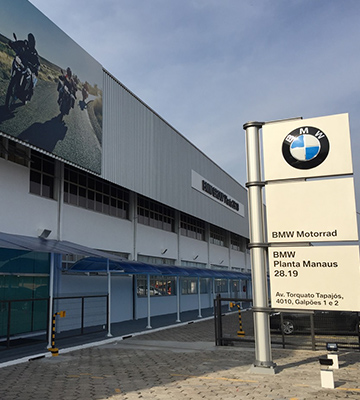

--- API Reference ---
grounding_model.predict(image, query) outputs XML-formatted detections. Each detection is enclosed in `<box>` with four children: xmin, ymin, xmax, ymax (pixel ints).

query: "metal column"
<box><xmin>107</xmin><ymin>258</ymin><xmax>112</xmax><ymax>337</ymax></box>
<box><xmin>197</xmin><ymin>276</ymin><xmax>202</xmax><ymax>318</ymax></box>
<box><xmin>227</xmin><ymin>279</ymin><xmax>231</xmax><ymax>311</ymax></box>
<box><xmin>176</xmin><ymin>276</ymin><xmax>181</xmax><ymax>322</ymax></box>
<box><xmin>146</xmin><ymin>274</ymin><xmax>152</xmax><ymax>329</ymax></box>
<box><xmin>47</xmin><ymin>253</ymin><xmax>55</xmax><ymax>349</ymax></box>
<box><xmin>243</xmin><ymin>121</ymin><xmax>276</xmax><ymax>374</ymax></box>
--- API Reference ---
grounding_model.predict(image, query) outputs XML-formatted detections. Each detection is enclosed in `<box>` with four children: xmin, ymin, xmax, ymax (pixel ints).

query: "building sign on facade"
<box><xmin>0</xmin><ymin>0</ymin><xmax>103</xmax><ymax>174</ymax></box>
<box><xmin>191</xmin><ymin>170</ymin><xmax>244</xmax><ymax>216</ymax></box>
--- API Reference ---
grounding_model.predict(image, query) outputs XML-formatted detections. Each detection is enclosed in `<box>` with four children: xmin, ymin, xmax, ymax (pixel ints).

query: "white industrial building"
<box><xmin>0</xmin><ymin>0</ymin><xmax>250</xmax><ymax>349</ymax></box>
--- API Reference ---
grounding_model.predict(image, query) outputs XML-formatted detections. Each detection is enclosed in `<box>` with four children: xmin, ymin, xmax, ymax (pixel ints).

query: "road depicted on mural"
<box><xmin>0</xmin><ymin>79</ymin><xmax>101</xmax><ymax>173</ymax></box>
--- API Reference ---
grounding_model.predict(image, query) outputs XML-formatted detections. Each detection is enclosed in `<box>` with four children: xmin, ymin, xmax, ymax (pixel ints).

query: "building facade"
<box><xmin>0</xmin><ymin>0</ymin><xmax>250</xmax><ymax>346</ymax></box>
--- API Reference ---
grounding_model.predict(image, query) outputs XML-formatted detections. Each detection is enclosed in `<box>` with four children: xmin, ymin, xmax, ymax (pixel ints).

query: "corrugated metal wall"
<box><xmin>102</xmin><ymin>70</ymin><xmax>248</xmax><ymax>237</ymax></box>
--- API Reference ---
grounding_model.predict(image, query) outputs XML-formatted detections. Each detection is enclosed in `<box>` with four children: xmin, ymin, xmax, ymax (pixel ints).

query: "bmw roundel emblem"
<box><xmin>282</xmin><ymin>126</ymin><xmax>330</xmax><ymax>169</ymax></box>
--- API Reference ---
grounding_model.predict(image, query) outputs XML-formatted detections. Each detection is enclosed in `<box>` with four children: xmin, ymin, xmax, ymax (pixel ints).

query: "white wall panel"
<box><xmin>136</xmin><ymin>296</ymin><xmax>177</xmax><ymax>319</ymax></box>
<box><xmin>180</xmin><ymin>294</ymin><xmax>201</xmax><ymax>312</ymax></box>
<box><xmin>230</xmin><ymin>250</ymin><xmax>248</xmax><ymax>271</ymax></box>
<box><xmin>60</xmin><ymin>275</ymin><xmax>107</xmax><ymax>296</ymax></box>
<box><xmin>209</xmin><ymin>244</ymin><xmax>229</xmax><ymax>267</ymax></box>
<box><xmin>136</xmin><ymin>224</ymin><xmax>178</xmax><ymax>260</ymax></box>
<box><xmin>0</xmin><ymin>159</ymin><xmax>58</xmax><ymax>238</ymax></box>
<box><xmin>62</xmin><ymin>204</ymin><xmax>133</xmax><ymax>252</ymax></box>
<box><xmin>110</xmin><ymin>275</ymin><xmax>133</xmax><ymax>322</ymax></box>
<box><xmin>179</xmin><ymin>236</ymin><xmax>208</xmax><ymax>265</ymax></box>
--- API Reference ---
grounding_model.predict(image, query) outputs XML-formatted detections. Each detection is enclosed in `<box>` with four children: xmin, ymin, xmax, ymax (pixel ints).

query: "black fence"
<box><xmin>214</xmin><ymin>295</ymin><xmax>253</xmax><ymax>346</ymax></box>
<box><xmin>214</xmin><ymin>295</ymin><xmax>360</xmax><ymax>351</ymax></box>
<box><xmin>0</xmin><ymin>294</ymin><xmax>108</xmax><ymax>350</ymax></box>
<box><xmin>270</xmin><ymin>309</ymin><xmax>360</xmax><ymax>351</ymax></box>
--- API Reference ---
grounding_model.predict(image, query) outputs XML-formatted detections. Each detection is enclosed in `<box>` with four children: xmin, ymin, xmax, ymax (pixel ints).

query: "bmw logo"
<box><xmin>282</xmin><ymin>126</ymin><xmax>330</xmax><ymax>169</ymax></box>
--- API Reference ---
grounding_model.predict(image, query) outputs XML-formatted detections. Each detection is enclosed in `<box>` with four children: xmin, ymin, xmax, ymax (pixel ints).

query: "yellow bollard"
<box><xmin>231</xmin><ymin>303</ymin><xmax>245</xmax><ymax>337</ymax></box>
<box><xmin>48</xmin><ymin>311</ymin><xmax>66</xmax><ymax>356</ymax></box>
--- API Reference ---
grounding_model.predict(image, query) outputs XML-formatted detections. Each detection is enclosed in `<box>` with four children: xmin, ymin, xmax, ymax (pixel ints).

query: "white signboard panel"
<box><xmin>269</xmin><ymin>246</ymin><xmax>360</xmax><ymax>311</ymax></box>
<box><xmin>265</xmin><ymin>178</ymin><xmax>358</xmax><ymax>243</ymax></box>
<box><xmin>262</xmin><ymin>113</ymin><xmax>353</xmax><ymax>181</ymax></box>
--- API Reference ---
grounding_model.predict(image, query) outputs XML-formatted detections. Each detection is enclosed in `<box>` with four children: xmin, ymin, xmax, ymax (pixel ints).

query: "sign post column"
<box><xmin>243</xmin><ymin>121</ymin><xmax>276</xmax><ymax>374</ymax></box>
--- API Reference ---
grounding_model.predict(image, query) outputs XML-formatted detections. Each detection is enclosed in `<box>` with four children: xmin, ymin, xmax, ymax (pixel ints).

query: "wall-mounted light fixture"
<box><xmin>161</xmin><ymin>248</ymin><xmax>168</xmax><ymax>255</ymax></box>
<box><xmin>37</xmin><ymin>229</ymin><xmax>51</xmax><ymax>239</ymax></box>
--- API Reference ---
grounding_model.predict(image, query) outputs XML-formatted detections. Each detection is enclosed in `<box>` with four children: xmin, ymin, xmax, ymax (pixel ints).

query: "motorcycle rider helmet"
<box><xmin>27</xmin><ymin>33</ymin><xmax>35</xmax><ymax>49</ymax></box>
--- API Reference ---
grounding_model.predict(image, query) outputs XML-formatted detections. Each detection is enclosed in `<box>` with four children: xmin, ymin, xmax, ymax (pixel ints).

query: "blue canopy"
<box><xmin>69</xmin><ymin>257</ymin><xmax>251</xmax><ymax>280</ymax></box>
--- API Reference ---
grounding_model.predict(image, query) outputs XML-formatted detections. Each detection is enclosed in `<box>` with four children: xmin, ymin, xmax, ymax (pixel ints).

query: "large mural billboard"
<box><xmin>0</xmin><ymin>0</ymin><xmax>103</xmax><ymax>174</ymax></box>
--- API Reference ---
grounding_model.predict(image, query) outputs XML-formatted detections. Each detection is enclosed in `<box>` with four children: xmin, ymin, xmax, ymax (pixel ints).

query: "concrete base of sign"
<box><xmin>248</xmin><ymin>364</ymin><xmax>277</xmax><ymax>375</ymax></box>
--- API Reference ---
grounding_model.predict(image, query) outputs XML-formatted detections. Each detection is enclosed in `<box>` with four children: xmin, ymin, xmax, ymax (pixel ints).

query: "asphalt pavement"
<box><xmin>1</xmin><ymin>310</ymin><xmax>360</xmax><ymax>400</ymax></box>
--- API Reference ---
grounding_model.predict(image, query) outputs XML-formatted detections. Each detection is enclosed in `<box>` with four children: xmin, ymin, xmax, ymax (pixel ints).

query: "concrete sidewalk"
<box><xmin>0</xmin><ymin>307</ymin><xmax>219</xmax><ymax>365</ymax></box>
<box><xmin>0</xmin><ymin>313</ymin><xmax>360</xmax><ymax>399</ymax></box>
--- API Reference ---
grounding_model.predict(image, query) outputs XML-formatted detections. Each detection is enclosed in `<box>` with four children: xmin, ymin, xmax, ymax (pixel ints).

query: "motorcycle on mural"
<box><xmin>57</xmin><ymin>67</ymin><xmax>77</xmax><ymax>121</ymax></box>
<box><xmin>5</xmin><ymin>33</ymin><xmax>40</xmax><ymax>111</ymax></box>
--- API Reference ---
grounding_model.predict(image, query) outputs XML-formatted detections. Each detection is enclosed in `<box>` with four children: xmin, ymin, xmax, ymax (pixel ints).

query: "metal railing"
<box><xmin>52</xmin><ymin>294</ymin><xmax>108</xmax><ymax>339</ymax></box>
<box><xmin>214</xmin><ymin>295</ymin><xmax>360</xmax><ymax>350</ymax></box>
<box><xmin>0</xmin><ymin>297</ymin><xmax>49</xmax><ymax>348</ymax></box>
<box><xmin>270</xmin><ymin>309</ymin><xmax>360</xmax><ymax>351</ymax></box>
<box><xmin>0</xmin><ymin>294</ymin><xmax>108</xmax><ymax>349</ymax></box>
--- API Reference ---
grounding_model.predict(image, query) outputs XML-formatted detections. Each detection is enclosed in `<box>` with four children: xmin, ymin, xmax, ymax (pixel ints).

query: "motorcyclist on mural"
<box><xmin>82</xmin><ymin>82</ymin><xmax>89</xmax><ymax>102</ymax></box>
<box><xmin>5</xmin><ymin>33</ymin><xmax>40</xmax><ymax>110</ymax></box>
<box><xmin>57</xmin><ymin>67</ymin><xmax>77</xmax><ymax>120</ymax></box>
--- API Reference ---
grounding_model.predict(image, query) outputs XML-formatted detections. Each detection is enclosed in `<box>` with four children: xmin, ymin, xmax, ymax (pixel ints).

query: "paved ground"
<box><xmin>1</xmin><ymin>313</ymin><xmax>360</xmax><ymax>400</ymax></box>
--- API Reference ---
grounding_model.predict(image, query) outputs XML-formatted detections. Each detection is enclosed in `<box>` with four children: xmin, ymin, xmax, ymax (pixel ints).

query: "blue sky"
<box><xmin>28</xmin><ymin>0</ymin><xmax>360</xmax><ymax>195</ymax></box>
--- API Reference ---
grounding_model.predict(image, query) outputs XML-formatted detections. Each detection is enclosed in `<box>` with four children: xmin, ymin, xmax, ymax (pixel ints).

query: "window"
<box><xmin>181</xmin><ymin>278</ymin><xmax>198</xmax><ymax>294</ymax></box>
<box><xmin>180</xmin><ymin>213</ymin><xmax>205</xmax><ymax>240</ymax></box>
<box><xmin>214</xmin><ymin>279</ymin><xmax>228</xmax><ymax>293</ymax></box>
<box><xmin>137</xmin><ymin>195</ymin><xmax>175</xmax><ymax>232</ymax></box>
<box><xmin>64</xmin><ymin>165</ymin><xmax>129</xmax><ymax>219</ymax></box>
<box><xmin>210</xmin><ymin>225</ymin><xmax>227</xmax><ymax>247</ymax></box>
<box><xmin>200</xmin><ymin>278</ymin><xmax>209</xmax><ymax>294</ymax></box>
<box><xmin>62</xmin><ymin>251</ymin><xmax>128</xmax><ymax>271</ymax></box>
<box><xmin>137</xmin><ymin>255</ymin><xmax>175</xmax><ymax>265</ymax></box>
<box><xmin>136</xmin><ymin>275</ymin><xmax>176</xmax><ymax>296</ymax></box>
<box><xmin>30</xmin><ymin>152</ymin><xmax>55</xmax><ymax>199</ymax></box>
<box><xmin>230</xmin><ymin>233</ymin><xmax>247</xmax><ymax>252</ymax></box>
<box><xmin>0</xmin><ymin>136</ymin><xmax>6</xmax><ymax>159</ymax></box>
<box><xmin>231</xmin><ymin>279</ymin><xmax>240</xmax><ymax>294</ymax></box>
<box><xmin>181</xmin><ymin>261</ymin><xmax>206</xmax><ymax>268</ymax></box>
<box><xmin>180</xmin><ymin>262</ymin><xmax>209</xmax><ymax>293</ymax></box>
<box><xmin>0</xmin><ymin>136</ymin><xmax>30</xmax><ymax>167</ymax></box>
<box><xmin>0</xmin><ymin>274</ymin><xmax>49</xmax><ymax>336</ymax></box>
